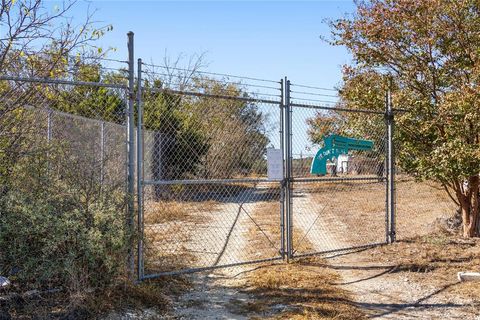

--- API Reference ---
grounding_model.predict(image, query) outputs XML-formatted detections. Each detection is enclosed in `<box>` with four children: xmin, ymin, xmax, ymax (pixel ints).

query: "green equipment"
<box><xmin>310</xmin><ymin>134</ymin><xmax>374</xmax><ymax>175</ymax></box>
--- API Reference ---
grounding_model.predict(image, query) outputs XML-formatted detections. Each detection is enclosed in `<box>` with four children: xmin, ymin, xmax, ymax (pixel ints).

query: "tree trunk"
<box><xmin>459</xmin><ymin>175</ymin><xmax>480</xmax><ymax>238</ymax></box>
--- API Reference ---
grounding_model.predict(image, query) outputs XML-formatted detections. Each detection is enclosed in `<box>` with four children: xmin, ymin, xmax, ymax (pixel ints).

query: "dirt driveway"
<box><xmin>152</xmin><ymin>180</ymin><xmax>480</xmax><ymax>319</ymax></box>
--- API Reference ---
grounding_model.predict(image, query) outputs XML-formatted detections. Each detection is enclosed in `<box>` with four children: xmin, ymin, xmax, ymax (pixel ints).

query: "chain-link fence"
<box><xmin>2</xmin><ymin>34</ymin><xmax>463</xmax><ymax>287</ymax></box>
<box><xmin>0</xmin><ymin>55</ymin><xmax>132</xmax><ymax>290</ymax></box>
<box><xmin>137</xmin><ymin>62</ymin><xmax>285</xmax><ymax>277</ymax></box>
<box><xmin>0</xmin><ymin>61</ymin><xmax>394</xmax><ymax>285</ymax></box>
<box><xmin>135</xmin><ymin>72</ymin><xmax>396</xmax><ymax>278</ymax></box>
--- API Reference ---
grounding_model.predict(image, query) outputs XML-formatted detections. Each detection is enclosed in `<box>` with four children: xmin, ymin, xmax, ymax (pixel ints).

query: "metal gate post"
<box><xmin>126</xmin><ymin>31</ymin><xmax>135</xmax><ymax>279</ymax></box>
<box><xmin>46</xmin><ymin>109</ymin><xmax>52</xmax><ymax>172</ymax></box>
<box><xmin>284</xmin><ymin>78</ymin><xmax>293</xmax><ymax>260</ymax></box>
<box><xmin>137</xmin><ymin>58</ymin><xmax>144</xmax><ymax>280</ymax></box>
<box><xmin>100</xmin><ymin>121</ymin><xmax>105</xmax><ymax>186</ymax></box>
<box><xmin>384</xmin><ymin>92</ymin><xmax>389</xmax><ymax>244</ymax></box>
<box><xmin>387</xmin><ymin>88</ymin><xmax>396</xmax><ymax>243</ymax></box>
<box><xmin>279</xmin><ymin>78</ymin><xmax>286</xmax><ymax>259</ymax></box>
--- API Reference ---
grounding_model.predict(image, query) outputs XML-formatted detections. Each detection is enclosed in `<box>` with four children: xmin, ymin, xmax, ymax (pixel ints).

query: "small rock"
<box><xmin>457</xmin><ymin>272</ymin><xmax>480</xmax><ymax>282</ymax></box>
<box><xmin>271</xmin><ymin>304</ymin><xmax>288</xmax><ymax>311</ymax></box>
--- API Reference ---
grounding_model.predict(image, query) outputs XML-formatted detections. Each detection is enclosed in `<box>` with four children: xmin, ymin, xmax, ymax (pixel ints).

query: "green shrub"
<box><xmin>0</xmin><ymin>147</ymin><xmax>128</xmax><ymax>292</ymax></box>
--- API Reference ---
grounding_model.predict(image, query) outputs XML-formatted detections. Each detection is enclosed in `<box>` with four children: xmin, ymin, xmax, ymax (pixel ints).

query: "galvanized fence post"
<box><xmin>127</xmin><ymin>31</ymin><xmax>136</xmax><ymax>279</ymax></box>
<box><xmin>279</xmin><ymin>78</ymin><xmax>285</xmax><ymax>259</ymax></box>
<box><xmin>387</xmin><ymin>88</ymin><xmax>396</xmax><ymax>243</ymax></box>
<box><xmin>100</xmin><ymin>121</ymin><xmax>105</xmax><ymax>186</ymax></box>
<box><xmin>137</xmin><ymin>58</ymin><xmax>144</xmax><ymax>281</ymax></box>
<box><xmin>384</xmin><ymin>91</ymin><xmax>390</xmax><ymax>244</ymax></box>
<box><xmin>47</xmin><ymin>109</ymin><xmax>52</xmax><ymax>142</ymax></box>
<box><xmin>284</xmin><ymin>78</ymin><xmax>293</xmax><ymax>261</ymax></box>
<box><xmin>46</xmin><ymin>109</ymin><xmax>52</xmax><ymax>172</ymax></box>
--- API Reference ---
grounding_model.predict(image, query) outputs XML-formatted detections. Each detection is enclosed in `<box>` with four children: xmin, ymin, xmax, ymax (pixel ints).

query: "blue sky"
<box><xmin>57</xmin><ymin>0</ymin><xmax>356</xmax><ymax>155</ymax></box>
<box><xmin>65</xmin><ymin>0</ymin><xmax>355</xmax><ymax>89</ymax></box>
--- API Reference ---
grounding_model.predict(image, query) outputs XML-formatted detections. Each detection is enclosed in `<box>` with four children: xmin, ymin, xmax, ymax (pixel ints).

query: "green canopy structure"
<box><xmin>310</xmin><ymin>134</ymin><xmax>374</xmax><ymax>175</ymax></box>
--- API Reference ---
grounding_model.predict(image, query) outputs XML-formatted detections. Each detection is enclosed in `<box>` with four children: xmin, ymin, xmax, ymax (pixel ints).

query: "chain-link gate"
<box><xmin>136</xmin><ymin>72</ymin><xmax>395</xmax><ymax>279</ymax></box>
<box><xmin>285</xmin><ymin>78</ymin><xmax>394</xmax><ymax>258</ymax></box>
<box><xmin>136</xmin><ymin>61</ymin><xmax>287</xmax><ymax>278</ymax></box>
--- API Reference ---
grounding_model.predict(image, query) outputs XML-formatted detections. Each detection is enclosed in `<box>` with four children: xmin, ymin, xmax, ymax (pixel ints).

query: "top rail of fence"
<box><xmin>1</xmin><ymin>54</ymin><xmax>129</xmax><ymax>87</ymax></box>
<box><xmin>0</xmin><ymin>75</ymin><xmax>128</xmax><ymax>89</ymax></box>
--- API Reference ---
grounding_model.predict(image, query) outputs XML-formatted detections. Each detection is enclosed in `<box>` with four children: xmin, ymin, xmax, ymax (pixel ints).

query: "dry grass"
<box><xmin>394</xmin><ymin>178</ymin><xmax>457</xmax><ymax>238</ymax></box>
<box><xmin>239</xmin><ymin>201</ymin><xmax>364</xmax><ymax>319</ymax></box>
<box><xmin>245</xmin><ymin>201</ymin><xmax>282</xmax><ymax>260</ymax></box>
<box><xmin>144</xmin><ymin>199</ymin><xmax>218</xmax><ymax>224</ymax></box>
<box><xmin>239</xmin><ymin>258</ymin><xmax>364</xmax><ymax>320</ymax></box>
<box><xmin>2</xmin><ymin>276</ymin><xmax>191</xmax><ymax>319</ymax></box>
<box><xmin>295</xmin><ymin>178</ymin><xmax>456</xmax><ymax>248</ymax></box>
<box><xmin>376</xmin><ymin>233</ymin><xmax>479</xmax><ymax>273</ymax></box>
<box><xmin>294</xmin><ymin>180</ymin><xmax>386</xmax><ymax>249</ymax></box>
<box><xmin>142</xmin><ymin>199</ymin><xmax>219</xmax><ymax>273</ymax></box>
<box><xmin>369</xmin><ymin>231</ymin><xmax>480</xmax><ymax>298</ymax></box>
<box><xmin>148</xmin><ymin>183</ymin><xmax>255</xmax><ymax>202</ymax></box>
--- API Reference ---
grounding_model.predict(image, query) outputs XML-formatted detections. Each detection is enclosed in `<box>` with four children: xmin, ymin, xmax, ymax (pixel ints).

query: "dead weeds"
<box><xmin>366</xmin><ymin>230</ymin><xmax>480</xmax><ymax>303</ymax></box>
<box><xmin>1</xmin><ymin>276</ymin><xmax>191</xmax><ymax>319</ymax></box>
<box><xmin>300</xmin><ymin>178</ymin><xmax>457</xmax><ymax>248</ymax></box>
<box><xmin>242</xmin><ymin>258</ymin><xmax>364</xmax><ymax>320</ymax></box>
<box><xmin>239</xmin><ymin>200</ymin><xmax>365</xmax><ymax>320</ymax></box>
<box><xmin>144</xmin><ymin>199</ymin><xmax>218</xmax><ymax>224</ymax></box>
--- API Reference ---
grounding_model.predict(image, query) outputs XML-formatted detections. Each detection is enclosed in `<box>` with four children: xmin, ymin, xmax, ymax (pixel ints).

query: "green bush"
<box><xmin>0</xmin><ymin>147</ymin><xmax>128</xmax><ymax>292</ymax></box>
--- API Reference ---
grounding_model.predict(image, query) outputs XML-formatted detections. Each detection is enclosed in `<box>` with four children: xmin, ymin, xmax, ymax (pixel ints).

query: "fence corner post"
<box><xmin>279</xmin><ymin>78</ymin><xmax>286</xmax><ymax>260</ymax></box>
<box><xmin>284</xmin><ymin>77</ymin><xmax>293</xmax><ymax>261</ymax></box>
<box><xmin>127</xmin><ymin>31</ymin><xmax>136</xmax><ymax>280</ymax></box>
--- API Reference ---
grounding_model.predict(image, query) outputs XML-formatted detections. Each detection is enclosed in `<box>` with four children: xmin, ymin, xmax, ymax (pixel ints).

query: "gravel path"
<box><xmin>170</xmin><ymin>186</ymin><xmax>273</xmax><ymax>320</ymax></box>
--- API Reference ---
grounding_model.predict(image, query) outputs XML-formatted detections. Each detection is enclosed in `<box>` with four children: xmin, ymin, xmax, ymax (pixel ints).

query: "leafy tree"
<box><xmin>327</xmin><ymin>0</ymin><xmax>480</xmax><ymax>237</ymax></box>
<box><xmin>306</xmin><ymin>111</ymin><xmax>344</xmax><ymax>145</ymax></box>
<box><xmin>189</xmin><ymin>79</ymin><xmax>270</xmax><ymax>179</ymax></box>
<box><xmin>0</xmin><ymin>0</ymin><xmax>111</xmax><ymax>74</ymax></box>
<box><xmin>53</xmin><ymin>63</ymin><xmax>126</xmax><ymax>123</ymax></box>
<box><xmin>141</xmin><ymin>77</ymin><xmax>270</xmax><ymax>190</ymax></box>
<box><xmin>1</xmin><ymin>0</ymin><xmax>112</xmax><ymax>192</ymax></box>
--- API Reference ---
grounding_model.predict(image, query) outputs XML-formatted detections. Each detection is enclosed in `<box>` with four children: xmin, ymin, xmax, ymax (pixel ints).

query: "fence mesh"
<box><xmin>289</xmin><ymin>103</ymin><xmax>388</xmax><ymax>256</ymax></box>
<box><xmin>138</xmin><ymin>66</ymin><xmax>284</xmax><ymax>275</ymax></box>
<box><xmin>0</xmin><ymin>67</ymin><xmax>130</xmax><ymax>289</ymax></box>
